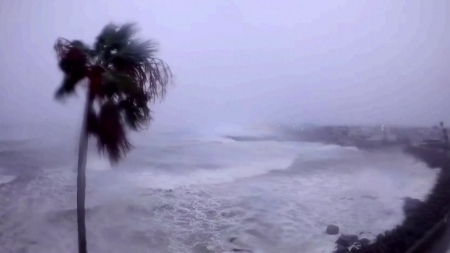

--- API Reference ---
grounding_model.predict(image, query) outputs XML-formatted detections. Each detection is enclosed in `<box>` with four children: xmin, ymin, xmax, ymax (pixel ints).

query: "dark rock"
<box><xmin>376</xmin><ymin>233</ymin><xmax>384</xmax><ymax>242</ymax></box>
<box><xmin>229</xmin><ymin>237</ymin><xmax>238</xmax><ymax>243</ymax></box>
<box><xmin>378</xmin><ymin>240</ymin><xmax>389</xmax><ymax>251</ymax></box>
<box><xmin>326</xmin><ymin>225</ymin><xmax>340</xmax><ymax>235</ymax></box>
<box><xmin>232</xmin><ymin>249</ymin><xmax>252</xmax><ymax>253</ymax></box>
<box><xmin>191</xmin><ymin>243</ymin><xmax>214</xmax><ymax>253</ymax></box>
<box><xmin>336</xmin><ymin>234</ymin><xmax>358</xmax><ymax>247</ymax></box>
<box><xmin>335</xmin><ymin>245</ymin><xmax>349</xmax><ymax>253</ymax></box>
<box><xmin>384</xmin><ymin>230</ymin><xmax>393</xmax><ymax>238</ymax></box>
<box><xmin>358</xmin><ymin>238</ymin><xmax>370</xmax><ymax>246</ymax></box>
<box><xmin>361</xmin><ymin>194</ymin><xmax>378</xmax><ymax>200</ymax></box>
<box><xmin>350</xmin><ymin>247</ymin><xmax>359</xmax><ymax>253</ymax></box>
<box><xmin>403</xmin><ymin>197</ymin><xmax>422</xmax><ymax>216</ymax></box>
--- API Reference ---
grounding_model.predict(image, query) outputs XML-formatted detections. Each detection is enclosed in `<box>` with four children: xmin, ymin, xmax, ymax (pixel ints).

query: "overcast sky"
<box><xmin>1</xmin><ymin>0</ymin><xmax>449</xmax><ymax>132</ymax></box>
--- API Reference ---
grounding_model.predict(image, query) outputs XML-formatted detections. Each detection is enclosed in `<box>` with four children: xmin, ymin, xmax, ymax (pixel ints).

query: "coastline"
<box><xmin>226</xmin><ymin>127</ymin><xmax>449</xmax><ymax>252</ymax></box>
<box><xmin>275</xmin><ymin>127</ymin><xmax>450</xmax><ymax>252</ymax></box>
<box><xmin>340</xmin><ymin>145</ymin><xmax>450</xmax><ymax>253</ymax></box>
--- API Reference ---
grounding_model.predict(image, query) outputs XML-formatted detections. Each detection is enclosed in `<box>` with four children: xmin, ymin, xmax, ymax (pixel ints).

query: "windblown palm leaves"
<box><xmin>54</xmin><ymin>23</ymin><xmax>171</xmax><ymax>162</ymax></box>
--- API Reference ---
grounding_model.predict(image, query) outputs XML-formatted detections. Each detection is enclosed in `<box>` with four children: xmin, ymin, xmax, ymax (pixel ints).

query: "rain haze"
<box><xmin>1</xmin><ymin>0</ymin><xmax>450</xmax><ymax>132</ymax></box>
<box><xmin>0</xmin><ymin>1</ymin><xmax>450</xmax><ymax>253</ymax></box>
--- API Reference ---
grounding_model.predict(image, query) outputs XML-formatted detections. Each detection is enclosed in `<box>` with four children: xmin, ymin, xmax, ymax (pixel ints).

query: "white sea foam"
<box><xmin>124</xmin><ymin>157</ymin><xmax>293</xmax><ymax>189</ymax></box>
<box><xmin>86</xmin><ymin>156</ymin><xmax>112</xmax><ymax>171</ymax></box>
<box><xmin>0</xmin><ymin>175</ymin><xmax>17</xmax><ymax>186</ymax></box>
<box><xmin>0</xmin><ymin>133</ymin><xmax>439</xmax><ymax>253</ymax></box>
<box><xmin>121</xmin><ymin>139</ymin><xmax>305</xmax><ymax>189</ymax></box>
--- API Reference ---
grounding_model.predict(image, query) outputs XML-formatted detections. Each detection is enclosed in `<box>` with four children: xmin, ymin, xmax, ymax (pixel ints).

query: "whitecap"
<box><xmin>0</xmin><ymin>175</ymin><xmax>17</xmax><ymax>185</ymax></box>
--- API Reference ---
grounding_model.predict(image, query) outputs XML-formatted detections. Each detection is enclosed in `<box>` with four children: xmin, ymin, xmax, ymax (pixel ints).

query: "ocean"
<box><xmin>0</xmin><ymin>127</ymin><xmax>439</xmax><ymax>253</ymax></box>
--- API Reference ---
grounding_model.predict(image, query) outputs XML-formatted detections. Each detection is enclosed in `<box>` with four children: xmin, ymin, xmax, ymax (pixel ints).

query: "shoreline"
<box><xmin>338</xmin><ymin>145</ymin><xmax>450</xmax><ymax>253</ymax></box>
<box><xmin>276</xmin><ymin>128</ymin><xmax>450</xmax><ymax>252</ymax></box>
<box><xmin>227</xmin><ymin>130</ymin><xmax>450</xmax><ymax>252</ymax></box>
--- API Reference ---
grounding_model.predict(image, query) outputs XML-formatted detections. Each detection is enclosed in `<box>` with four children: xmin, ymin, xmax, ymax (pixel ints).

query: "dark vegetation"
<box><xmin>53</xmin><ymin>23</ymin><xmax>171</xmax><ymax>253</ymax></box>
<box><xmin>333</xmin><ymin>123</ymin><xmax>450</xmax><ymax>253</ymax></box>
<box><xmin>51</xmin><ymin>21</ymin><xmax>448</xmax><ymax>253</ymax></box>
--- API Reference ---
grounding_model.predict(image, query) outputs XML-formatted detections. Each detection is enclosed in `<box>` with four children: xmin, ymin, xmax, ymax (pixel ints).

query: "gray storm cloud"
<box><xmin>1</xmin><ymin>0</ymin><xmax>449</xmax><ymax>134</ymax></box>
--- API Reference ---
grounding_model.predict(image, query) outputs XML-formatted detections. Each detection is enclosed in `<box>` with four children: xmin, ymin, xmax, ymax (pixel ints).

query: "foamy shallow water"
<box><xmin>0</xmin><ymin>175</ymin><xmax>17</xmax><ymax>185</ymax></box>
<box><xmin>0</xmin><ymin>134</ymin><xmax>438</xmax><ymax>253</ymax></box>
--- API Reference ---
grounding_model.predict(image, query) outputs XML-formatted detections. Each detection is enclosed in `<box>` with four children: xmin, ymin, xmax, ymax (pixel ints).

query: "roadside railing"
<box><xmin>403</xmin><ymin>145</ymin><xmax>450</xmax><ymax>253</ymax></box>
<box><xmin>404</xmin><ymin>212</ymin><xmax>449</xmax><ymax>253</ymax></box>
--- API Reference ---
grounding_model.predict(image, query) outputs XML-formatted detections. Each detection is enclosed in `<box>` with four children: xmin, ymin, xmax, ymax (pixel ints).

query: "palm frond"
<box><xmin>71</xmin><ymin>40</ymin><xmax>95</xmax><ymax>57</ymax></box>
<box><xmin>94</xmin><ymin>24</ymin><xmax>119</xmax><ymax>53</ymax></box>
<box><xmin>96</xmin><ymin>102</ymin><xmax>132</xmax><ymax>163</ymax></box>
<box><xmin>54</xmin><ymin>23</ymin><xmax>172</xmax><ymax>164</ymax></box>
<box><xmin>114</xmin><ymin>23</ymin><xmax>138</xmax><ymax>45</ymax></box>
<box><xmin>94</xmin><ymin>23</ymin><xmax>139</xmax><ymax>62</ymax></box>
<box><xmin>54</xmin><ymin>38</ymin><xmax>90</xmax><ymax>98</ymax></box>
<box><xmin>86</xmin><ymin>65</ymin><xmax>106</xmax><ymax>98</ymax></box>
<box><xmin>119</xmin><ymin>96</ymin><xmax>152</xmax><ymax>131</ymax></box>
<box><xmin>54</xmin><ymin>38</ymin><xmax>72</xmax><ymax>61</ymax></box>
<box><xmin>145</xmin><ymin>57</ymin><xmax>171</xmax><ymax>102</ymax></box>
<box><xmin>87</xmin><ymin>109</ymin><xmax>99</xmax><ymax>136</ymax></box>
<box><xmin>109</xmin><ymin>40</ymin><xmax>171</xmax><ymax>100</ymax></box>
<box><xmin>55</xmin><ymin>38</ymin><xmax>91</xmax><ymax>67</ymax></box>
<box><xmin>55</xmin><ymin>71</ymin><xmax>87</xmax><ymax>98</ymax></box>
<box><xmin>102</xmin><ymin>70</ymin><xmax>140</xmax><ymax>98</ymax></box>
<box><xmin>93</xmin><ymin>24</ymin><xmax>172</xmax><ymax>101</ymax></box>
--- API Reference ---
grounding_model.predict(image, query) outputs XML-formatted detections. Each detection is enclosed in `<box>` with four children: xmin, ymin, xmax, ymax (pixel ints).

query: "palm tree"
<box><xmin>53</xmin><ymin>23</ymin><xmax>171</xmax><ymax>253</ymax></box>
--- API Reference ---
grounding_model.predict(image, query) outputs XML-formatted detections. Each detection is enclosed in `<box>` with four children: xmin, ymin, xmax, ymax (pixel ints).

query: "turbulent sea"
<box><xmin>0</xmin><ymin>127</ymin><xmax>439</xmax><ymax>253</ymax></box>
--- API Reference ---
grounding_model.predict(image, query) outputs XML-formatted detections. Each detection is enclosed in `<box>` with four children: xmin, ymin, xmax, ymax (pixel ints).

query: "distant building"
<box><xmin>348</xmin><ymin>126</ymin><xmax>376</xmax><ymax>139</ymax></box>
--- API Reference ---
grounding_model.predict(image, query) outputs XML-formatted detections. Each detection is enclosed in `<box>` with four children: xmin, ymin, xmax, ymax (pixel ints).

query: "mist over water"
<box><xmin>0</xmin><ymin>1</ymin><xmax>448</xmax><ymax>251</ymax></box>
<box><xmin>0</xmin><ymin>129</ymin><xmax>438</xmax><ymax>253</ymax></box>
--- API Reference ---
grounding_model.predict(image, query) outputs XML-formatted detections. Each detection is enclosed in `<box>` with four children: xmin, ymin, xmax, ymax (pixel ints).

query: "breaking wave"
<box><xmin>0</xmin><ymin>131</ymin><xmax>439</xmax><ymax>253</ymax></box>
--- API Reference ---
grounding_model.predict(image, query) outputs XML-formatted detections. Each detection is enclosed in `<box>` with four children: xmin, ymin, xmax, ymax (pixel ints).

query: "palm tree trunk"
<box><xmin>77</xmin><ymin>91</ymin><xmax>93</xmax><ymax>253</ymax></box>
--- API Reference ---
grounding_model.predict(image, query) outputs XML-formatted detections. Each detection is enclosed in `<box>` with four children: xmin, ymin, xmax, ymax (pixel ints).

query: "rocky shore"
<box><xmin>328</xmin><ymin>145</ymin><xmax>450</xmax><ymax>253</ymax></box>
<box><xmin>228</xmin><ymin>126</ymin><xmax>450</xmax><ymax>252</ymax></box>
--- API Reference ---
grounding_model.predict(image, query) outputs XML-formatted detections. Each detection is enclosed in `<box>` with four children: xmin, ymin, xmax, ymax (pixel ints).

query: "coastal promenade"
<box><xmin>429</xmin><ymin>217</ymin><xmax>450</xmax><ymax>253</ymax></box>
<box><xmin>283</xmin><ymin>125</ymin><xmax>450</xmax><ymax>253</ymax></box>
<box><xmin>358</xmin><ymin>145</ymin><xmax>450</xmax><ymax>253</ymax></box>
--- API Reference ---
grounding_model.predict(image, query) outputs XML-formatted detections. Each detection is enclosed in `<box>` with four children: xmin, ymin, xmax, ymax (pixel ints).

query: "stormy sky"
<box><xmin>1</xmin><ymin>0</ymin><xmax>449</xmax><ymax>132</ymax></box>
